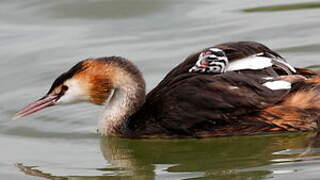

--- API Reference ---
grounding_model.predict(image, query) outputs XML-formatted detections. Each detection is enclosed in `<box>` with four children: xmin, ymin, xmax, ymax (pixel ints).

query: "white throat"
<box><xmin>97</xmin><ymin>72</ymin><xmax>145</xmax><ymax>136</ymax></box>
<box><xmin>98</xmin><ymin>88</ymin><xmax>129</xmax><ymax>135</ymax></box>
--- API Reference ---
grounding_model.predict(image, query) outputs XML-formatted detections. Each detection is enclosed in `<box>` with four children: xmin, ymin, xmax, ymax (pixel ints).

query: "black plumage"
<box><xmin>127</xmin><ymin>41</ymin><xmax>320</xmax><ymax>138</ymax></box>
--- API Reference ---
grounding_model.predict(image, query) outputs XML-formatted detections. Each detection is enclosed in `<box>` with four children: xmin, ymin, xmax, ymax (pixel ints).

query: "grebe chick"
<box><xmin>14</xmin><ymin>41</ymin><xmax>320</xmax><ymax>138</ymax></box>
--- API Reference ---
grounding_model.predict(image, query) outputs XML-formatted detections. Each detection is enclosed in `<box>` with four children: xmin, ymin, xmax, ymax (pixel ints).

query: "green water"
<box><xmin>10</xmin><ymin>133</ymin><xmax>320</xmax><ymax>180</ymax></box>
<box><xmin>1</xmin><ymin>0</ymin><xmax>320</xmax><ymax>179</ymax></box>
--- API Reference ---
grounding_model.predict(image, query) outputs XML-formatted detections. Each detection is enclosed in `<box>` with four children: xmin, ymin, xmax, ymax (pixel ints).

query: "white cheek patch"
<box><xmin>56</xmin><ymin>79</ymin><xmax>89</xmax><ymax>104</ymax></box>
<box><xmin>227</xmin><ymin>56</ymin><xmax>273</xmax><ymax>71</ymax></box>
<box><xmin>57</xmin><ymin>91</ymin><xmax>83</xmax><ymax>104</ymax></box>
<box><xmin>262</xmin><ymin>80</ymin><xmax>292</xmax><ymax>90</ymax></box>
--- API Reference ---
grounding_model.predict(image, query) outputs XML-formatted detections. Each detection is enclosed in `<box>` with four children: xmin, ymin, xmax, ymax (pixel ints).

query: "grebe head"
<box><xmin>14</xmin><ymin>56</ymin><xmax>146</xmax><ymax>120</ymax></box>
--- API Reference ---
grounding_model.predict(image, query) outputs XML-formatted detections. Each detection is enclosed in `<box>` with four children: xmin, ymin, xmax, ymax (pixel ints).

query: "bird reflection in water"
<box><xmin>15</xmin><ymin>132</ymin><xmax>320</xmax><ymax>180</ymax></box>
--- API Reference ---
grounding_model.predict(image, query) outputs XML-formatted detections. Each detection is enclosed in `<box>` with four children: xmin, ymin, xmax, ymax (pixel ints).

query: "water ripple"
<box><xmin>243</xmin><ymin>2</ymin><xmax>320</xmax><ymax>12</ymax></box>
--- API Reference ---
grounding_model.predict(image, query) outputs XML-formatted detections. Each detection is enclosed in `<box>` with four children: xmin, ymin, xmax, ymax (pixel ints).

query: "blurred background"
<box><xmin>1</xmin><ymin>0</ymin><xmax>320</xmax><ymax>179</ymax></box>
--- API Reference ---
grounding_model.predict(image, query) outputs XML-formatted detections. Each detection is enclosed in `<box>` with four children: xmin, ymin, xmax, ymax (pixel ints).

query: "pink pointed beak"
<box><xmin>13</xmin><ymin>94</ymin><xmax>59</xmax><ymax>120</ymax></box>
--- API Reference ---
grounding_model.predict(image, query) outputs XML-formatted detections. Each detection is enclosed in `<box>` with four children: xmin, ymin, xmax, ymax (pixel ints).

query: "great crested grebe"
<box><xmin>14</xmin><ymin>41</ymin><xmax>320</xmax><ymax>138</ymax></box>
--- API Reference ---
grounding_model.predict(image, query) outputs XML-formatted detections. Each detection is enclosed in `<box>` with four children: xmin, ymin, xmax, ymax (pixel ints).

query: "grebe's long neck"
<box><xmin>98</xmin><ymin>62</ymin><xmax>146</xmax><ymax>136</ymax></box>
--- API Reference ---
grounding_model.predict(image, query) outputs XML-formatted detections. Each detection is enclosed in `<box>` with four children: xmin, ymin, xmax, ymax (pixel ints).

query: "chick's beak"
<box><xmin>13</xmin><ymin>94</ymin><xmax>60</xmax><ymax>120</ymax></box>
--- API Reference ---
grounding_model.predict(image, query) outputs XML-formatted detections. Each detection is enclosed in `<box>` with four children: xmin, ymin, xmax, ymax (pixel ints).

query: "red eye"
<box><xmin>61</xmin><ymin>85</ymin><xmax>68</xmax><ymax>91</ymax></box>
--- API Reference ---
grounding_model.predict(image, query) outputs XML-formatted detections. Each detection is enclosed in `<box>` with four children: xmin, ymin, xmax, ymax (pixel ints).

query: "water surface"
<box><xmin>1</xmin><ymin>0</ymin><xmax>320</xmax><ymax>179</ymax></box>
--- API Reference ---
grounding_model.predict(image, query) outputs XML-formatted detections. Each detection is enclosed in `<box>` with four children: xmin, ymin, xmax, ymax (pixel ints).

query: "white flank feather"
<box><xmin>263</xmin><ymin>80</ymin><xmax>291</xmax><ymax>90</ymax></box>
<box><xmin>263</xmin><ymin>77</ymin><xmax>274</xmax><ymax>80</ymax></box>
<box><xmin>227</xmin><ymin>56</ymin><xmax>273</xmax><ymax>71</ymax></box>
<box><xmin>275</xmin><ymin>60</ymin><xmax>296</xmax><ymax>73</ymax></box>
